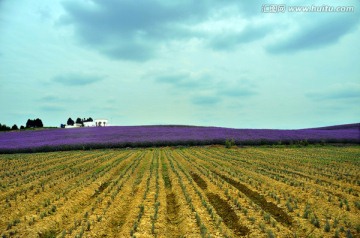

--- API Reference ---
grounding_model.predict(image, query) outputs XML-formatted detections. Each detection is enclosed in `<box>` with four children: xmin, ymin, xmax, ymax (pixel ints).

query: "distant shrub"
<box><xmin>266</xmin><ymin>229</ymin><xmax>275</xmax><ymax>238</ymax></box>
<box><xmin>263</xmin><ymin>213</ymin><xmax>271</xmax><ymax>223</ymax></box>
<box><xmin>248</xmin><ymin>217</ymin><xmax>256</xmax><ymax>223</ymax></box>
<box><xmin>311</xmin><ymin>214</ymin><xmax>320</xmax><ymax>228</ymax></box>
<box><xmin>286</xmin><ymin>200</ymin><xmax>293</xmax><ymax>212</ymax></box>
<box><xmin>346</xmin><ymin>229</ymin><xmax>353</xmax><ymax>238</ymax></box>
<box><xmin>259</xmin><ymin>222</ymin><xmax>265</xmax><ymax>232</ymax></box>
<box><xmin>354</xmin><ymin>201</ymin><xmax>360</xmax><ymax>210</ymax></box>
<box><xmin>225</xmin><ymin>139</ymin><xmax>235</xmax><ymax>148</ymax></box>
<box><xmin>39</xmin><ymin>229</ymin><xmax>57</xmax><ymax>238</ymax></box>
<box><xmin>50</xmin><ymin>205</ymin><xmax>56</xmax><ymax>213</ymax></box>
<box><xmin>302</xmin><ymin>204</ymin><xmax>311</xmax><ymax>219</ymax></box>
<box><xmin>297</xmin><ymin>139</ymin><xmax>309</xmax><ymax>146</ymax></box>
<box><xmin>200</xmin><ymin>224</ymin><xmax>207</xmax><ymax>237</ymax></box>
<box><xmin>333</xmin><ymin>218</ymin><xmax>339</xmax><ymax>228</ymax></box>
<box><xmin>324</xmin><ymin>220</ymin><xmax>331</xmax><ymax>232</ymax></box>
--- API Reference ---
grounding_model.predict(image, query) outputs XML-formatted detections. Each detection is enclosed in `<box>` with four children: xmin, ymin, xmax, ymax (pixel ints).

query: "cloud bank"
<box><xmin>60</xmin><ymin>0</ymin><xmax>360</xmax><ymax>60</ymax></box>
<box><xmin>52</xmin><ymin>73</ymin><xmax>103</xmax><ymax>86</ymax></box>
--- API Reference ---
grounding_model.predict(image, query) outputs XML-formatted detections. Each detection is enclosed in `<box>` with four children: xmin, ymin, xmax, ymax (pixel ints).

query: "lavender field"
<box><xmin>0</xmin><ymin>124</ymin><xmax>359</xmax><ymax>153</ymax></box>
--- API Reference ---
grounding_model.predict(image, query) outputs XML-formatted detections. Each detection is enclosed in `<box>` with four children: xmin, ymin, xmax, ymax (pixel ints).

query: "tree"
<box><xmin>26</xmin><ymin>119</ymin><xmax>33</xmax><ymax>128</ymax></box>
<box><xmin>34</xmin><ymin>118</ymin><xmax>43</xmax><ymax>128</ymax></box>
<box><xmin>67</xmin><ymin>118</ymin><xmax>74</xmax><ymax>126</ymax></box>
<box><xmin>76</xmin><ymin>118</ymin><xmax>82</xmax><ymax>124</ymax></box>
<box><xmin>20</xmin><ymin>125</ymin><xmax>25</xmax><ymax>130</ymax></box>
<box><xmin>11</xmin><ymin>124</ymin><xmax>18</xmax><ymax>130</ymax></box>
<box><xmin>79</xmin><ymin>117</ymin><xmax>93</xmax><ymax>123</ymax></box>
<box><xmin>26</xmin><ymin>118</ymin><xmax>43</xmax><ymax>128</ymax></box>
<box><xmin>0</xmin><ymin>123</ymin><xmax>11</xmax><ymax>131</ymax></box>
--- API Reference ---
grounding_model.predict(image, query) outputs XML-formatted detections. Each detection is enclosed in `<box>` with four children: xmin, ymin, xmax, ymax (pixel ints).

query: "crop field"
<box><xmin>1</xmin><ymin>146</ymin><xmax>359</xmax><ymax>237</ymax></box>
<box><xmin>1</xmin><ymin>124</ymin><xmax>358</xmax><ymax>153</ymax></box>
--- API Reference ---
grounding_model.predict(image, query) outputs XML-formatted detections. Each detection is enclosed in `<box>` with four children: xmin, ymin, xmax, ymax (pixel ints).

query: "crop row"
<box><xmin>0</xmin><ymin>146</ymin><xmax>359</xmax><ymax>237</ymax></box>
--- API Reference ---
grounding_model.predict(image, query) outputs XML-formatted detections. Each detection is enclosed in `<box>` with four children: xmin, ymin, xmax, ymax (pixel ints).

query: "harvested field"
<box><xmin>213</xmin><ymin>171</ymin><xmax>293</xmax><ymax>226</ymax></box>
<box><xmin>0</xmin><ymin>146</ymin><xmax>359</xmax><ymax>237</ymax></box>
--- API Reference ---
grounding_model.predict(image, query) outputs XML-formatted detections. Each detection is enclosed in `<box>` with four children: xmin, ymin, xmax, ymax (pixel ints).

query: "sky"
<box><xmin>0</xmin><ymin>0</ymin><xmax>359</xmax><ymax>129</ymax></box>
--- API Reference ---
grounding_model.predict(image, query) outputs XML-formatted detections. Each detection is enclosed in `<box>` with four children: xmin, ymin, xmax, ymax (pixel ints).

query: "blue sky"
<box><xmin>0</xmin><ymin>0</ymin><xmax>359</xmax><ymax>129</ymax></box>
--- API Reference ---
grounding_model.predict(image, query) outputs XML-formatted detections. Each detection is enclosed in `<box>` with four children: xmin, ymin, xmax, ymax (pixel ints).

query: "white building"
<box><xmin>65</xmin><ymin>123</ymin><xmax>83</xmax><ymax>129</ymax></box>
<box><xmin>65</xmin><ymin>119</ymin><xmax>109</xmax><ymax>128</ymax></box>
<box><xmin>83</xmin><ymin>121</ymin><xmax>95</xmax><ymax>127</ymax></box>
<box><xmin>83</xmin><ymin>119</ymin><xmax>109</xmax><ymax>127</ymax></box>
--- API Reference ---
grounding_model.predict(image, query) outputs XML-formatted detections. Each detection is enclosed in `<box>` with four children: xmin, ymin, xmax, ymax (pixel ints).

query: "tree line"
<box><xmin>1</xmin><ymin>116</ymin><xmax>94</xmax><ymax>131</ymax></box>
<box><xmin>0</xmin><ymin>118</ymin><xmax>44</xmax><ymax>131</ymax></box>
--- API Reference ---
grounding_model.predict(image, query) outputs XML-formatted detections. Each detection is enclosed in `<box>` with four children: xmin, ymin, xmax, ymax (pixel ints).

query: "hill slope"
<box><xmin>0</xmin><ymin>124</ymin><xmax>359</xmax><ymax>153</ymax></box>
<box><xmin>308</xmin><ymin>123</ymin><xmax>360</xmax><ymax>130</ymax></box>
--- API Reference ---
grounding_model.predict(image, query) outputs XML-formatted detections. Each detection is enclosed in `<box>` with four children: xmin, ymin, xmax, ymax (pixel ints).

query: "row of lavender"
<box><xmin>0</xmin><ymin>125</ymin><xmax>359</xmax><ymax>153</ymax></box>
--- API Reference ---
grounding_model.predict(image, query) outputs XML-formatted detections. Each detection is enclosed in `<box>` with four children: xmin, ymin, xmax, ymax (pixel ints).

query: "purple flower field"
<box><xmin>0</xmin><ymin>124</ymin><xmax>359</xmax><ymax>153</ymax></box>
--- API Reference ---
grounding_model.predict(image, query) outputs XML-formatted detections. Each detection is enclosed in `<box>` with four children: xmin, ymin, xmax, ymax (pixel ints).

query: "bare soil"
<box><xmin>190</xmin><ymin>172</ymin><xmax>207</xmax><ymax>190</ymax></box>
<box><xmin>214</xmin><ymin>171</ymin><xmax>293</xmax><ymax>226</ymax></box>
<box><xmin>91</xmin><ymin>181</ymin><xmax>109</xmax><ymax>198</ymax></box>
<box><xmin>207</xmin><ymin>192</ymin><xmax>249</xmax><ymax>236</ymax></box>
<box><xmin>166</xmin><ymin>193</ymin><xmax>179</xmax><ymax>222</ymax></box>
